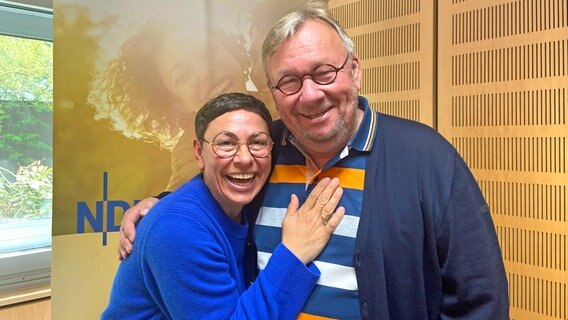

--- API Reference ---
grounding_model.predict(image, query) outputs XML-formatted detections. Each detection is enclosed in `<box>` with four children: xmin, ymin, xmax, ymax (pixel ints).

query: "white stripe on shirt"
<box><xmin>256</xmin><ymin>206</ymin><xmax>359</xmax><ymax>238</ymax></box>
<box><xmin>258</xmin><ymin>252</ymin><xmax>358</xmax><ymax>291</ymax></box>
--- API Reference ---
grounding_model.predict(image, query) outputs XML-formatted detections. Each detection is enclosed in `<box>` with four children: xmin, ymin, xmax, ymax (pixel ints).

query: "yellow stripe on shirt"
<box><xmin>270</xmin><ymin>165</ymin><xmax>306</xmax><ymax>183</ymax></box>
<box><xmin>271</xmin><ymin>165</ymin><xmax>365</xmax><ymax>190</ymax></box>
<box><xmin>321</xmin><ymin>167</ymin><xmax>365</xmax><ymax>190</ymax></box>
<box><xmin>297</xmin><ymin>313</ymin><xmax>336</xmax><ymax>320</ymax></box>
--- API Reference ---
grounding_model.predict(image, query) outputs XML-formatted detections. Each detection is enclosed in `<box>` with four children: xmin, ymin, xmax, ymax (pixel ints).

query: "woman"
<box><xmin>101</xmin><ymin>92</ymin><xmax>345</xmax><ymax>319</ymax></box>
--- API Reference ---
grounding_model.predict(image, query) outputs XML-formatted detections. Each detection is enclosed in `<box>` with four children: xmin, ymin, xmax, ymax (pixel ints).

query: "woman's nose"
<box><xmin>232</xmin><ymin>143</ymin><xmax>253</xmax><ymax>164</ymax></box>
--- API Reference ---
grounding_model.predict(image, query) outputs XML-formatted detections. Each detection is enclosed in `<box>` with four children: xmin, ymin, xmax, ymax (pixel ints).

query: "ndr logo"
<box><xmin>76</xmin><ymin>172</ymin><xmax>140</xmax><ymax>246</ymax></box>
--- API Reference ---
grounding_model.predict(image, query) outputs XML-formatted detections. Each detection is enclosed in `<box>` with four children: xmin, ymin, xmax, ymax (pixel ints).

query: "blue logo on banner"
<box><xmin>76</xmin><ymin>172</ymin><xmax>139</xmax><ymax>245</ymax></box>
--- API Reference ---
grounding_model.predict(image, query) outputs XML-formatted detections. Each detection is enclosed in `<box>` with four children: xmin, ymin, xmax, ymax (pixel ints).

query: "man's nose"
<box><xmin>298</xmin><ymin>77</ymin><xmax>325</xmax><ymax>100</ymax></box>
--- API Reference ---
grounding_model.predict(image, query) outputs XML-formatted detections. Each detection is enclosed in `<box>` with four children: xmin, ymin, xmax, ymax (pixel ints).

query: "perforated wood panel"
<box><xmin>330</xmin><ymin>0</ymin><xmax>568</xmax><ymax>319</ymax></box>
<box><xmin>329</xmin><ymin>0</ymin><xmax>435</xmax><ymax>126</ymax></box>
<box><xmin>438</xmin><ymin>1</ymin><xmax>568</xmax><ymax>319</ymax></box>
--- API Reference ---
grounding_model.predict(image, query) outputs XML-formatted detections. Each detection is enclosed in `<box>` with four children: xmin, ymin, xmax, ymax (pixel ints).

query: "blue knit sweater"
<box><xmin>101</xmin><ymin>174</ymin><xmax>319</xmax><ymax>320</ymax></box>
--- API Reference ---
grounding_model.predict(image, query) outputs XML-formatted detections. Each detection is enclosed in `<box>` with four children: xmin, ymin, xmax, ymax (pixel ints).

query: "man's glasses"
<box><xmin>203</xmin><ymin>131</ymin><xmax>274</xmax><ymax>159</ymax></box>
<box><xmin>271</xmin><ymin>54</ymin><xmax>351</xmax><ymax>95</ymax></box>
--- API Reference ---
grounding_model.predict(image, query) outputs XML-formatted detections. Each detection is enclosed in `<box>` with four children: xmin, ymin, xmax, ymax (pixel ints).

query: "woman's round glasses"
<box><xmin>203</xmin><ymin>131</ymin><xmax>273</xmax><ymax>159</ymax></box>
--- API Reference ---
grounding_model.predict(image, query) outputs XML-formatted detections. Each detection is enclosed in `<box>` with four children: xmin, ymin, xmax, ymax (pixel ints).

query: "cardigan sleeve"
<box><xmin>436</xmin><ymin>155</ymin><xmax>509</xmax><ymax>319</ymax></box>
<box><xmin>142</xmin><ymin>214</ymin><xmax>319</xmax><ymax>320</ymax></box>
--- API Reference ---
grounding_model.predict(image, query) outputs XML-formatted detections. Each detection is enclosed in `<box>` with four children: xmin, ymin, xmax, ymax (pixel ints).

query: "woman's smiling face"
<box><xmin>193</xmin><ymin>110</ymin><xmax>272</xmax><ymax>221</ymax></box>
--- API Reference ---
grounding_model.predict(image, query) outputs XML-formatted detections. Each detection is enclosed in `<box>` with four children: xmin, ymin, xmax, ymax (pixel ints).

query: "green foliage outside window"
<box><xmin>0</xmin><ymin>34</ymin><xmax>52</xmax><ymax>165</ymax></box>
<box><xmin>0</xmin><ymin>34</ymin><xmax>52</xmax><ymax>220</ymax></box>
<box><xmin>0</xmin><ymin>160</ymin><xmax>52</xmax><ymax>221</ymax></box>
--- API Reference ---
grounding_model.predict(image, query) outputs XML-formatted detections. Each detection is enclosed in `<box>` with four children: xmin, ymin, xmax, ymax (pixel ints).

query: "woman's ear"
<box><xmin>193</xmin><ymin>139</ymin><xmax>205</xmax><ymax>170</ymax></box>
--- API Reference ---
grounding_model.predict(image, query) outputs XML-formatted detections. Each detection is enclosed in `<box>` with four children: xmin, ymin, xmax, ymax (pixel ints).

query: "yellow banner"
<box><xmin>53</xmin><ymin>0</ymin><xmax>301</xmax><ymax>318</ymax></box>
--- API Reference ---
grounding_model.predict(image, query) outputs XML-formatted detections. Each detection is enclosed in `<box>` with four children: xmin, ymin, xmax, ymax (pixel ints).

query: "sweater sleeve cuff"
<box><xmin>262</xmin><ymin>243</ymin><xmax>320</xmax><ymax>296</ymax></box>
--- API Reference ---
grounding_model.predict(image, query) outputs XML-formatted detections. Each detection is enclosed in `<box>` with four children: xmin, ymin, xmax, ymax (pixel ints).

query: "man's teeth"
<box><xmin>228</xmin><ymin>173</ymin><xmax>254</xmax><ymax>180</ymax></box>
<box><xmin>306</xmin><ymin>110</ymin><xmax>327</xmax><ymax>119</ymax></box>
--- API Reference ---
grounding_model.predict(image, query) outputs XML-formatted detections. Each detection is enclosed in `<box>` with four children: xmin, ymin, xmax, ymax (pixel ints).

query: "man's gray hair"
<box><xmin>261</xmin><ymin>0</ymin><xmax>354</xmax><ymax>78</ymax></box>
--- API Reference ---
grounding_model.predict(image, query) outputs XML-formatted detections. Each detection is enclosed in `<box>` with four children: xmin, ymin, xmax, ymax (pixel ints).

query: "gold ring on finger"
<box><xmin>321</xmin><ymin>214</ymin><xmax>331</xmax><ymax>226</ymax></box>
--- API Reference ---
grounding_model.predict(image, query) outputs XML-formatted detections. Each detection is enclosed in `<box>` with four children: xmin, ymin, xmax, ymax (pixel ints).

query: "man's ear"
<box><xmin>266</xmin><ymin>80</ymin><xmax>280</xmax><ymax>110</ymax></box>
<box><xmin>350</xmin><ymin>53</ymin><xmax>362</xmax><ymax>92</ymax></box>
<box><xmin>193</xmin><ymin>139</ymin><xmax>205</xmax><ymax>170</ymax></box>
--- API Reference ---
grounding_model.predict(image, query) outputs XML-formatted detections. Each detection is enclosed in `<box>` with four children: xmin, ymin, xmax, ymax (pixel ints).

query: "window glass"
<box><xmin>0</xmin><ymin>3</ymin><xmax>52</xmax><ymax>297</ymax></box>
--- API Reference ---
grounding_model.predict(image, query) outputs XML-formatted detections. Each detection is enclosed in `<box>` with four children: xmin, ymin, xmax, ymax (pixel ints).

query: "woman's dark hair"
<box><xmin>195</xmin><ymin>92</ymin><xmax>273</xmax><ymax>141</ymax></box>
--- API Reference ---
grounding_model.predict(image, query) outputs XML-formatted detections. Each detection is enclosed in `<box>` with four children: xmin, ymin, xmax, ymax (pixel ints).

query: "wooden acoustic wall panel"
<box><xmin>329</xmin><ymin>0</ymin><xmax>435</xmax><ymax>126</ymax></box>
<box><xmin>438</xmin><ymin>0</ymin><xmax>568</xmax><ymax>319</ymax></box>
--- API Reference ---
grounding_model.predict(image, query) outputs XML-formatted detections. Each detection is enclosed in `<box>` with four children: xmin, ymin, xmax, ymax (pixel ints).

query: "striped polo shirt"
<box><xmin>255</xmin><ymin>102</ymin><xmax>378</xmax><ymax>319</ymax></box>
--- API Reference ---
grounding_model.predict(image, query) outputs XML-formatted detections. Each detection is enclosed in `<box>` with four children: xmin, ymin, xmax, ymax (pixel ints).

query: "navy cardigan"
<box><xmin>355</xmin><ymin>111</ymin><xmax>508</xmax><ymax>319</ymax></box>
<box><xmin>245</xmin><ymin>99</ymin><xmax>509</xmax><ymax>319</ymax></box>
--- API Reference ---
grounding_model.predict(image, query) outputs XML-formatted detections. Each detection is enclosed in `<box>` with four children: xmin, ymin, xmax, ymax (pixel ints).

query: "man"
<box><xmin>120</xmin><ymin>1</ymin><xmax>509</xmax><ymax>319</ymax></box>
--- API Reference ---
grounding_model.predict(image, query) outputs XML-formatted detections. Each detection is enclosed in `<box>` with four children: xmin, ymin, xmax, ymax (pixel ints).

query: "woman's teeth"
<box><xmin>228</xmin><ymin>173</ymin><xmax>254</xmax><ymax>180</ymax></box>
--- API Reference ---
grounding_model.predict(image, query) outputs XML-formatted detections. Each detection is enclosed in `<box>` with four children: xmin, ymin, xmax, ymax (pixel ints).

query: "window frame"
<box><xmin>0</xmin><ymin>0</ymin><xmax>53</xmax><ymax>305</ymax></box>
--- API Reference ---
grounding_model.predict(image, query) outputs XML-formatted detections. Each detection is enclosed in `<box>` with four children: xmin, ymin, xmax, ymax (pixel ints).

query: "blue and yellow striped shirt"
<box><xmin>256</xmin><ymin>104</ymin><xmax>378</xmax><ymax>319</ymax></box>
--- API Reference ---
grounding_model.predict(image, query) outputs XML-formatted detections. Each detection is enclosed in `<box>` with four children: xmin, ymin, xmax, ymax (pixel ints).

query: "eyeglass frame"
<box><xmin>202</xmin><ymin>131</ymin><xmax>274</xmax><ymax>159</ymax></box>
<box><xmin>270</xmin><ymin>53</ymin><xmax>352</xmax><ymax>95</ymax></box>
